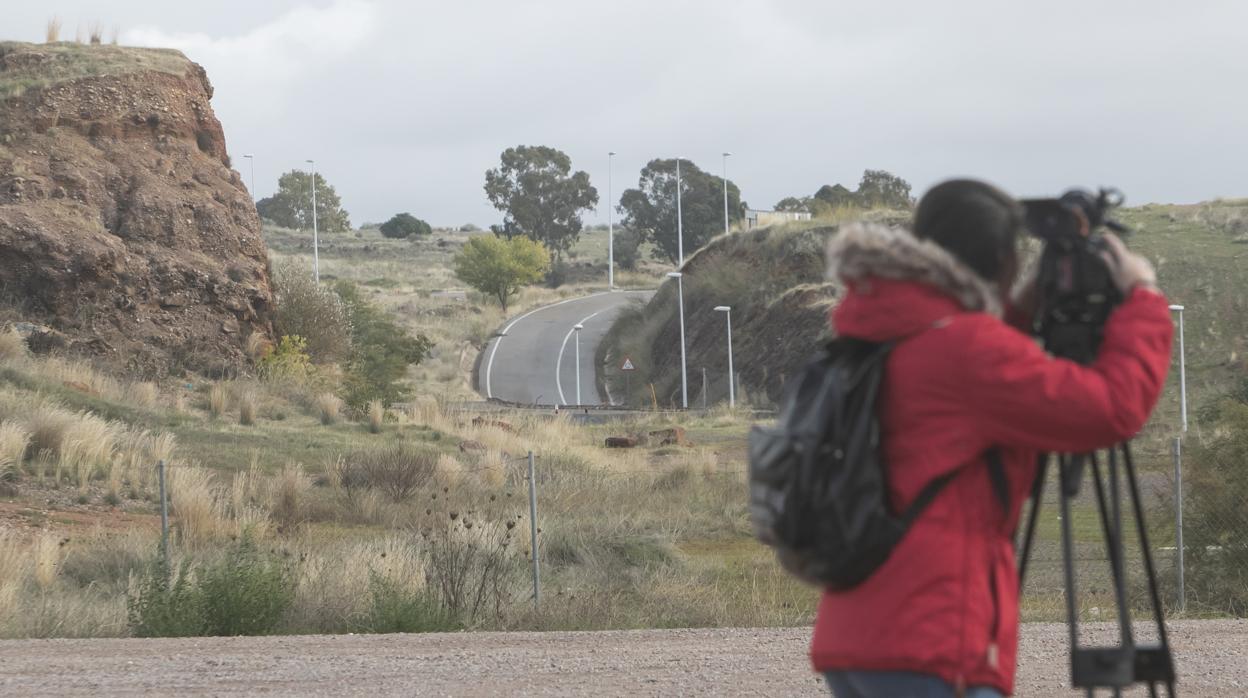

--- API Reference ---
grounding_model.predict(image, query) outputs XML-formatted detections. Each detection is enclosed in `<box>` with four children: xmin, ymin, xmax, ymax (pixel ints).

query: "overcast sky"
<box><xmin>9</xmin><ymin>1</ymin><xmax>1248</xmax><ymax>227</ymax></box>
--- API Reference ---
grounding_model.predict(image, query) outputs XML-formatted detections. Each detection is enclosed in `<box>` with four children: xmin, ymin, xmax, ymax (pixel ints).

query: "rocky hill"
<box><xmin>0</xmin><ymin>41</ymin><xmax>273</xmax><ymax>376</ymax></box>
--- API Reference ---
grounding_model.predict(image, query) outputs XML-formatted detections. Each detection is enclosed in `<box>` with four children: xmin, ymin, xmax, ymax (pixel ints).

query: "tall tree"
<box><xmin>483</xmin><ymin>146</ymin><xmax>598</xmax><ymax>260</ymax></box>
<box><xmin>618</xmin><ymin>158</ymin><xmax>742</xmax><ymax>265</ymax></box>
<box><xmin>774</xmin><ymin>196</ymin><xmax>810</xmax><ymax>212</ymax></box>
<box><xmin>855</xmin><ymin>169</ymin><xmax>913</xmax><ymax>208</ymax></box>
<box><xmin>256</xmin><ymin>170</ymin><xmax>351</xmax><ymax>233</ymax></box>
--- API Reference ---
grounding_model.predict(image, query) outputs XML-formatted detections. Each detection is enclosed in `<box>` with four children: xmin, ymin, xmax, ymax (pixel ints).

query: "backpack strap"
<box><xmin>900</xmin><ymin>470</ymin><xmax>958</xmax><ymax>526</ymax></box>
<box><xmin>901</xmin><ymin>449</ymin><xmax>1010</xmax><ymax>527</ymax></box>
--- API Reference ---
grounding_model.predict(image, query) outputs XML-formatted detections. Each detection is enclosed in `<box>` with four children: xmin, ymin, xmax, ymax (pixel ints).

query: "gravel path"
<box><xmin>1</xmin><ymin>621</ymin><xmax>1244</xmax><ymax>696</ymax></box>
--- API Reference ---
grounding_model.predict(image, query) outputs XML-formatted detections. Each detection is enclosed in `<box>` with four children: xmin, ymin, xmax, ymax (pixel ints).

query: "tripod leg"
<box><xmin>1090</xmin><ymin>450</ymin><xmax>1136</xmax><ymax>649</ymax></box>
<box><xmin>1018</xmin><ymin>454</ymin><xmax>1049</xmax><ymax>590</ymax></box>
<box><xmin>1060</xmin><ymin>455</ymin><xmax>1081</xmax><ymax>657</ymax></box>
<box><xmin>1121</xmin><ymin>444</ymin><xmax>1177</xmax><ymax>694</ymax></box>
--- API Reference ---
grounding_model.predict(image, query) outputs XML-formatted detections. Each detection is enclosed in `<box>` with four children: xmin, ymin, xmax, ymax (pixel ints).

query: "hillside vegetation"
<box><xmin>0</xmin><ymin>42</ymin><xmax>191</xmax><ymax>98</ymax></box>
<box><xmin>601</xmin><ymin>200</ymin><xmax>1248</xmax><ymax>465</ymax></box>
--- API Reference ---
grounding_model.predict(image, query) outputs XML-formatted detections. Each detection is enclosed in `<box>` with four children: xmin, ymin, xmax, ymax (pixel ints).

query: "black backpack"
<box><xmin>748</xmin><ymin>337</ymin><xmax>1004</xmax><ymax>589</ymax></box>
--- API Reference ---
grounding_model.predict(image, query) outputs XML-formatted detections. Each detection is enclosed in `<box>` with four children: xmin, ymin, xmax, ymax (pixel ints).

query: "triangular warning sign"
<box><xmin>620</xmin><ymin>357</ymin><xmax>636</xmax><ymax>371</ymax></box>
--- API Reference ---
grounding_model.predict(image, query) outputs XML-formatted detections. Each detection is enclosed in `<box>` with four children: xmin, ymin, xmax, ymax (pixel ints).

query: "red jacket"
<box><xmin>809</xmin><ymin>225</ymin><xmax>1174</xmax><ymax>695</ymax></box>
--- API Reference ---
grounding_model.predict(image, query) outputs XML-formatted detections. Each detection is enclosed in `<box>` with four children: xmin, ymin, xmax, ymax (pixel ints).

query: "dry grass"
<box><xmin>272</xmin><ymin>462</ymin><xmax>310</xmax><ymax>529</ymax></box>
<box><xmin>244</xmin><ymin>333</ymin><xmax>270</xmax><ymax>361</ymax></box>
<box><xmin>435</xmin><ymin>453</ymin><xmax>464</xmax><ymax>487</ymax></box>
<box><xmin>208</xmin><ymin>384</ymin><xmax>227</xmax><ymax>419</ymax></box>
<box><xmin>238</xmin><ymin>390</ymin><xmax>257</xmax><ymax>426</ymax></box>
<box><xmin>0</xmin><ymin>326</ymin><xmax>27</xmax><ymax>361</ymax></box>
<box><xmin>315</xmin><ymin>393</ymin><xmax>342</xmax><ymax>425</ymax></box>
<box><xmin>124</xmin><ymin>382</ymin><xmax>158</xmax><ymax>408</ymax></box>
<box><xmin>0</xmin><ymin>422</ymin><xmax>30</xmax><ymax>481</ymax></box>
<box><xmin>366</xmin><ymin>400</ymin><xmax>384</xmax><ymax>434</ymax></box>
<box><xmin>166</xmin><ymin>464</ymin><xmax>224</xmax><ymax>546</ymax></box>
<box><xmin>46</xmin><ymin>16</ymin><xmax>62</xmax><ymax>43</ymax></box>
<box><xmin>33</xmin><ymin>532</ymin><xmax>61</xmax><ymax>590</ymax></box>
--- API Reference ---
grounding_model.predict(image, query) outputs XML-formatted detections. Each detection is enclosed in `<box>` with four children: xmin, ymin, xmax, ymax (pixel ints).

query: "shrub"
<box><xmin>367</xmin><ymin>400</ymin><xmax>384</xmax><ymax>434</ymax></box>
<box><xmin>425</xmin><ymin>521</ymin><xmax>516</xmax><ymax>625</ymax></box>
<box><xmin>379</xmin><ymin>213</ymin><xmax>432</xmax><ymax>239</ymax></box>
<box><xmin>342</xmin><ymin>445</ymin><xmax>437</xmax><ymax>502</ymax></box>
<box><xmin>612</xmin><ymin>227</ymin><xmax>643</xmax><ymax>271</ymax></box>
<box><xmin>334</xmin><ymin>283</ymin><xmax>433</xmax><ymax>408</ymax></box>
<box><xmin>127</xmin><ymin>558</ymin><xmax>204</xmax><ymax>638</ymax></box>
<box><xmin>361</xmin><ymin>571</ymin><xmax>458</xmax><ymax>634</ymax></box>
<box><xmin>272</xmin><ymin>262</ymin><xmax>353</xmax><ymax>363</ymax></box>
<box><xmin>258</xmin><ymin>336</ymin><xmax>314</xmax><ymax>383</ymax></box>
<box><xmin>198</xmin><ymin>534</ymin><xmax>296</xmax><ymax>636</ymax></box>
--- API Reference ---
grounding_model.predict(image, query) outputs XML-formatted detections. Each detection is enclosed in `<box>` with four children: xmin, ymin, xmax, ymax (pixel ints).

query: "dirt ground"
<box><xmin>0</xmin><ymin>621</ymin><xmax>1244</xmax><ymax>696</ymax></box>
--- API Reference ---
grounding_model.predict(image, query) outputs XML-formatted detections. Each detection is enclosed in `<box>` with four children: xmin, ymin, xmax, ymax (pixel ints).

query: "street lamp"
<box><xmin>667</xmin><ymin>272</ymin><xmax>688</xmax><ymax>408</ymax></box>
<box><xmin>1169</xmin><ymin>304</ymin><xmax>1187</xmax><ymax>432</ymax></box>
<box><xmin>243</xmin><ymin>153</ymin><xmax>255</xmax><ymax>202</ymax></box>
<box><xmin>714</xmin><ymin>305</ymin><xmax>734</xmax><ymax>408</ymax></box>
<box><xmin>722</xmin><ymin>152</ymin><xmax>732</xmax><ymax>236</ymax></box>
<box><xmin>1169</xmin><ymin>303</ymin><xmax>1188</xmax><ymax>611</ymax></box>
<box><xmin>573</xmin><ymin>323</ymin><xmax>584</xmax><ymax>405</ymax></box>
<box><xmin>608</xmin><ymin>152</ymin><xmax>615</xmax><ymax>290</ymax></box>
<box><xmin>306</xmin><ymin>159</ymin><xmax>319</xmax><ymax>284</ymax></box>
<box><xmin>675</xmin><ymin>158</ymin><xmax>684</xmax><ymax>267</ymax></box>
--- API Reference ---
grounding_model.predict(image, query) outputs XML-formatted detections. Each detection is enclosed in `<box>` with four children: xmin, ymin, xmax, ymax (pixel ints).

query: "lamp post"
<box><xmin>1169</xmin><ymin>303</ymin><xmax>1188</xmax><ymax>611</ymax></box>
<box><xmin>667</xmin><ymin>272</ymin><xmax>688</xmax><ymax>408</ymax></box>
<box><xmin>714</xmin><ymin>305</ymin><xmax>734</xmax><ymax>408</ymax></box>
<box><xmin>675</xmin><ymin>158</ymin><xmax>684</xmax><ymax>267</ymax></box>
<box><xmin>573</xmin><ymin>323</ymin><xmax>584</xmax><ymax>405</ymax></box>
<box><xmin>1170</xmin><ymin>304</ymin><xmax>1188</xmax><ymax>432</ymax></box>
<box><xmin>243</xmin><ymin>153</ymin><xmax>255</xmax><ymax>202</ymax></box>
<box><xmin>306</xmin><ymin>159</ymin><xmax>319</xmax><ymax>284</ymax></box>
<box><xmin>722</xmin><ymin>152</ymin><xmax>732</xmax><ymax>236</ymax></box>
<box><xmin>608</xmin><ymin>151</ymin><xmax>615</xmax><ymax>290</ymax></box>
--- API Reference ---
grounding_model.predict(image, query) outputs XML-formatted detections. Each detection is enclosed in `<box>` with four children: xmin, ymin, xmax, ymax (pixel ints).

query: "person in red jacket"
<box><xmin>811</xmin><ymin>180</ymin><xmax>1174</xmax><ymax>697</ymax></box>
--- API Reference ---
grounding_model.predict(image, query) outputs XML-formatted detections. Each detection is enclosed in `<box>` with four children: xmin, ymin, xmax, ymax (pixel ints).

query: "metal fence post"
<box><xmin>1173</xmin><ymin>437</ymin><xmax>1185</xmax><ymax>612</ymax></box>
<box><xmin>157</xmin><ymin>459</ymin><xmax>170</xmax><ymax>577</ymax></box>
<box><xmin>527</xmin><ymin>451</ymin><xmax>540</xmax><ymax>610</ymax></box>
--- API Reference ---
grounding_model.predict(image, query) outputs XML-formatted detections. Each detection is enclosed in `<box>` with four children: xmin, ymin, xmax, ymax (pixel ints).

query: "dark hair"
<box><xmin>912</xmin><ymin>179</ymin><xmax>1024</xmax><ymax>281</ymax></box>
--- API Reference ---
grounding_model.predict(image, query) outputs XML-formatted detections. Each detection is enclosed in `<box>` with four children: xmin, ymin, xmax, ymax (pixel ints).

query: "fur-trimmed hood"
<box><xmin>826</xmin><ymin>222</ymin><xmax>1003</xmax><ymax>317</ymax></box>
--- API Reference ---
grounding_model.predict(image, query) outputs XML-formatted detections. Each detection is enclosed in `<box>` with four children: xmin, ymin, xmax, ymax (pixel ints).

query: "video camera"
<box><xmin>1022</xmin><ymin>188</ymin><xmax>1130</xmax><ymax>364</ymax></box>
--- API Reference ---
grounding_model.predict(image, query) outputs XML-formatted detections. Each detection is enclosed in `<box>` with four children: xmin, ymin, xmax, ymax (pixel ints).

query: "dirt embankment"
<box><xmin>0</xmin><ymin>42</ymin><xmax>274</xmax><ymax>376</ymax></box>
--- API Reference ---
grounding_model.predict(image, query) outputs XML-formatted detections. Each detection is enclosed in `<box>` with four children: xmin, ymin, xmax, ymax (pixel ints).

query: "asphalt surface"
<box><xmin>479</xmin><ymin>291</ymin><xmax>652</xmax><ymax>407</ymax></box>
<box><xmin>1</xmin><ymin>622</ymin><xmax>1244</xmax><ymax>696</ymax></box>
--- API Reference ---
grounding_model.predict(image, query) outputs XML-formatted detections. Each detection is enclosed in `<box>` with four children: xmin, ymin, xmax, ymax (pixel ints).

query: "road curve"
<box><xmin>479</xmin><ymin>291</ymin><xmax>651</xmax><ymax>406</ymax></box>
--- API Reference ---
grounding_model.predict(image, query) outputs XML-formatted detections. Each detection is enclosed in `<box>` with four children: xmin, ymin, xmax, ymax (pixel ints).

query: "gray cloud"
<box><xmin>9</xmin><ymin>1</ymin><xmax>1248</xmax><ymax>226</ymax></box>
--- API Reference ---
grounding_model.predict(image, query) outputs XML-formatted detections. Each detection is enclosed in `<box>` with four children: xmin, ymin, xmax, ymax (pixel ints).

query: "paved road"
<box><xmin>1</xmin><ymin>622</ymin><xmax>1243</xmax><ymax>696</ymax></box>
<box><xmin>479</xmin><ymin>291</ymin><xmax>651</xmax><ymax>407</ymax></box>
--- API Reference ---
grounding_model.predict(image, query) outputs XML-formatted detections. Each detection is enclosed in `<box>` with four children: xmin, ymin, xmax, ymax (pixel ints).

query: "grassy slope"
<box><xmin>0</xmin><ymin>41</ymin><xmax>191</xmax><ymax>98</ymax></box>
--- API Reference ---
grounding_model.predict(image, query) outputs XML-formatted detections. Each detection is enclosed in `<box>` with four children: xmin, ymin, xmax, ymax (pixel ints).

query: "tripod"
<box><xmin>1017</xmin><ymin>443</ymin><xmax>1177</xmax><ymax>697</ymax></box>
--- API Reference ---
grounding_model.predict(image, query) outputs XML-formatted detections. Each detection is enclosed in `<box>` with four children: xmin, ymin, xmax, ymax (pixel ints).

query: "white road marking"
<box><xmin>555</xmin><ymin>310</ymin><xmax>603</xmax><ymax>406</ymax></box>
<box><xmin>483</xmin><ymin>292</ymin><xmax>612</xmax><ymax>399</ymax></box>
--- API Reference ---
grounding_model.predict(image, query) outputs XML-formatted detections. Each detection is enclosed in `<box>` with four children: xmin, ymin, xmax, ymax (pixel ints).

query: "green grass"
<box><xmin>0</xmin><ymin>42</ymin><xmax>191</xmax><ymax>99</ymax></box>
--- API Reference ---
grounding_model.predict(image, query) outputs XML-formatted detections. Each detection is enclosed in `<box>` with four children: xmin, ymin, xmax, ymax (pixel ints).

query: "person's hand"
<box><xmin>1100</xmin><ymin>233</ymin><xmax>1158</xmax><ymax>294</ymax></box>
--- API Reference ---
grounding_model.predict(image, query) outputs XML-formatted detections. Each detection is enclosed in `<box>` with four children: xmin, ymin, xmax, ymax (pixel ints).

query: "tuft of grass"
<box><xmin>33</xmin><ymin>532</ymin><xmax>61</xmax><ymax>590</ymax></box>
<box><xmin>166</xmin><ymin>465</ymin><xmax>224</xmax><ymax>546</ymax></box>
<box><xmin>0</xmin><ymin>326</ymin><xmax>27</xmax><ymax>361</ymax></box>
<box><xmin>46</xmin><ymin>16</ymin><xmax>62</xmax><ymax>43</ymax></box>
<box><xmin>0</xmin><ymin>422</ymin><xmax>30</xmax><ymax>482</ymax></box>
<box><xmin>315</xmin><ymin>393</ymin><xmax>342</xmax><ymax>425</ymax></box>
<box><xmin>88</xmin><ymin>22</ymin><xmax>103</xmax><ymax>45</ymax></box>
<box><xmin>366</xmin><ymin>400</ymin><xmax>384</xmax><ymax>434</ymax></box>
<box><xmin>434</xmin><ymin>453</ymin><xmax>463</xmax><ymax>487</ymax></box>
<box><xmin>271</xmin><ymin>462</ymin><xmax>309</xmax><ymax>530</ymax></box>
<box><xmin>124</xmin><ymin>382</ymin><xmax>158</xmax><ymax>408</ymax></box>
<box><xmin>340</xmin><ymin>446</ymin><xmax>436</xmax><ymax>502</ymax></box>
<box><xmin>238</xmin><ymin>390</ymin><xmax>257</xmax><ymax>426</ymax></box>
<box><xmin>208</xmin><ymin>384</ymin><xmax>227</xmax><ymax>419</ymax></box>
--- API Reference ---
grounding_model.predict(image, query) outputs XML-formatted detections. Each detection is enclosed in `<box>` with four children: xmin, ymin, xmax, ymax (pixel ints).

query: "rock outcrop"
<box><xmin>0</xmin><ymin>42</ymin><xmax>274</xmax><ymax>376</ymax></box>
